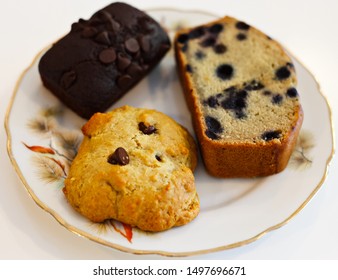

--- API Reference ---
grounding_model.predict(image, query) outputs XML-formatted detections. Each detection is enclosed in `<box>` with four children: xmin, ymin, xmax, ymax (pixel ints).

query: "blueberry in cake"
<box><xmin>174</xmin><ymin>16</ymin><xmax>303</xmax><ymax>177</ymax></box>
<box><xmin>39</xmin><ymin>2</ymin><xmax>171</xmax><ymax>119</ymax></box>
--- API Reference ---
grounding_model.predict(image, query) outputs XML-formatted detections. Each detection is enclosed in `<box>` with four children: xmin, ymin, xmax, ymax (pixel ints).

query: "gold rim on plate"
<box><xmin>4</xmin><ymin>8</ymin><xmax>335</xmax><ymax>257</ymax></box>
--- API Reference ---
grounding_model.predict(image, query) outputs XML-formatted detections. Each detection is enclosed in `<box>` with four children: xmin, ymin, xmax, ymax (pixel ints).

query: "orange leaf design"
<box><xmin>122</xmin><ymin>222</ymin><xmax>133</xmax><ymax>243</ymax></box>
<box><xmin>23</xmin><ymin>142</ymin><xmax>55</xmax><ymax>154</ymax></box>
<box><xmin>110</xmin><ymin>220</ymin><xmax>133</xmax><ymax>243</ymax></box>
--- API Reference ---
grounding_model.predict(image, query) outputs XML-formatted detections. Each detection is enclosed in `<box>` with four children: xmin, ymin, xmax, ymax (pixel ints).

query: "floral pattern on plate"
<box><xmin>5</xmin><ymin>9</ymin><xmax>334</xmax><ymax>256</ymax></box>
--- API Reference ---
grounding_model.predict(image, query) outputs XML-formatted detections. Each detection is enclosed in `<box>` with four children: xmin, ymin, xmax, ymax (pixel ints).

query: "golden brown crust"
<box><xmin>174</xmin><ymin>16</ymin><xmax>303</xmax><ymax>177</ymax></box>
<box><xmin>63</xmin><ymin>106</ymin><xmax>199</xmax><ymax>231</ymax></box>
<box><xmin>198</xmin><ymin>113</ymin><xmax>303</xmax><ymax>177</ymax></box>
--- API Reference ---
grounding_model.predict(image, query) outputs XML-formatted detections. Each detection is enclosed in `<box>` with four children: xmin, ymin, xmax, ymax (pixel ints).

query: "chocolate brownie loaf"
<box><xmin>174</xmin><ymin>16</ymin><xmax>303</xmax><ymax>177</ymax></box>
<box><xmin>39</xmin><ymin>2</ymin><xmax>170</xmax><ymax>119</ymax></box>
<box><xmin>63</xmin><ymin>106</ymin><xmax>199</xmax><ymax>232</ymax></box>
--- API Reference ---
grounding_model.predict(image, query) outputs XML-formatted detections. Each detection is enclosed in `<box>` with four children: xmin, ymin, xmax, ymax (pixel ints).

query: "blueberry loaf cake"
<box><xmin>63</xmin><ymin>106</ymin><xmax>199</xmax><ymax>232</ymax></box>
<box><xmin>174</xmin><ymin>16</ymin><xmax>303</xmax><ymax>177</ymax></box>
<box><xmin>39</xmin><ymin>2</ymin><xmax>170</xmax><ymax>119</ymax></box>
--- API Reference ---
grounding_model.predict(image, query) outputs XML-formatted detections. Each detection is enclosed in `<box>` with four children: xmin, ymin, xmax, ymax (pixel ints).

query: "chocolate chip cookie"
<box><xmin>63</xmin><ymin>106</ymin><xmax>199</xmax><ymax>232</ymax></box>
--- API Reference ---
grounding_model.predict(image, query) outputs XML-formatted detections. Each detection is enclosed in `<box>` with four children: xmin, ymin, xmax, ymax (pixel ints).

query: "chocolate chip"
<box><xmin>133</xmin><ymin>51</ymin><xmax>141</xmax><ymax>60</ymax></box>
<box><xmin>200</xmin><ymin>37</ymin><xmax>216</xmax><ymax>47</ymax></box>
<box><xmin>177</xmin><ymin>33</ymin><xmax>189</xmax><ymax>44</ymax></box>
<box><xmin>78</xmin><ymin>18</ymin><xmax>87</xmax><ymax>24</ymax></box>
<box><xmin>142</xmin><ymin>64</ymin><xmax>149</xmax><ymax>71</ymax></box>
<box><xmin>117</xmin><ymin>53</ymin><xmax>131</xmax><ymax>71</ymax></box>
<box><xmin>107</xmin><ymin>18</ymin><xmax>120</xmax><ymax>31</ymax></box>
<box><xmin>205</xmin><ymin>116</ymin><xmax>223</xmax><ymax>134</ymax></box>
<box><xmin>88</xmin><ymin>17</ymin><xmax>102</xmax><ymax>26</ymax></box>
<box><xmin>236</xmin><ymin>33</ymin><xmax>247</xmax><ymax>40</ymax></box>
<box><xmin>71</xmin><ymin>22</ymin><xmax>84</xmax><ymax>32</ymax></box>
<box><xmin>107</xmin><ymin>147</ymin><xmax>129</xmax><ymax>165</ymax></box>
<box><xmin>60</xmin><ymin>70</ymin><xmax>76</xmax><ymax>89</ymax></box>
<box><xmin>263</xmin><ymin>90</ymin><xmax>272</xmax><ymax>96</ymax></box>
<box><xmin>213</xmin><ymin>43</ymin><xmax>227</xmax><ymax>54</ymax></box>
<box><xmin>261</xmin><ymin>130</ymin><xmax>282</xmax><ymax>141</ymax></box>
<box><xmin>117</xmin><ymin>75</ymin><xmax>132</xmax><ymax>88</ymax></box>
<box><xmin>138</xmin><ymin>16</ymin><xmax>154</xmax><ymax>33</ymax></box>
<box><xmin>95</xmin><ymin>31</ymin><xmax>111</xmax><ymax>45</ymax></box>
<box><xmin>140</xmin><ymin>36</ymin><xmax>150</xmax><ymax>52</ymax></box>
<box><xmin>195</xmin><ymin>50</ymin><xmax>205</xmax><ymax>60</ymax></box>
<box><xmin>216</xmin><ymin>64</ymin><xmax>234</xmax><ymax>80</ymax></box>
<box><xmin>189</xmin><ymin>27</ymin><xmax>206</xmax><ymax>39</ymax></box>
<box><xmin>127</xmin><ymin>63</ymin><xmax>143</xmax><ymax>77</ymax></box>
<box><xmin>97</xmin><ymin>10</ymin><xmax>112</xmax><ymax>22</ymax></box>
<box><xmin>209</xmin><ymin>24</ymin><xmax>223</xmax><ymax>34</ymax></box>
<box><xmin>138</xmin><ymin>122</ymin><xmax>157</xmax><ymax>135</ymax></box>
<box><xmin>286</xmin><ymin>87</ymin><xmax>298</xmax><ymax>98</ymax></box>
<box><xmin>275</xmin><ymin>66</ymin><xmax>291</xmax><ymax>80</ymax></box>
<box><xmin>155</xmin><ymin>154</ymin><xmax>162</xmax><ymax>162</ymax></box>
<box><xmin>236</xmin><ymin>21</ymin><xmax>250</xmax><ymax>30</ymax></box>
<box><xmin>99</xmin><ymin>48</ymin><xmax>116</xmax><ymax>64</ymax></box>
<box><xmin>272</xmin><ymin>94</ymin><xmax>283</xmax><ymax>104</ymax></box>
<box><xmin>125</xmin><ymin>38</ymin><xmax>140</xmax><ymax>53</ymax></box>
<box><xmin>81</xmin><ymin>26</ymin><xmax>98</xmax><ymax>38</ymax></box>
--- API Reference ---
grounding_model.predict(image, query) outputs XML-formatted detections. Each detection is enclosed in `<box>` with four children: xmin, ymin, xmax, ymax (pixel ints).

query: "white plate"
<box><xmin>5</xmin><ymin>8</ymin><xmax>334</xmax><ymax>257</ymax></box>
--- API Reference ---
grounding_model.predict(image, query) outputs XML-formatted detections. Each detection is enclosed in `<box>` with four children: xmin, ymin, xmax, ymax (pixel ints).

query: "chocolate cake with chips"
<box><xmin>174</xmin><ymin>16</ymin><xmax>303</xmax><ymax>177</ymax></box>
<box><xmin>39</xmin><ymin>2</ymin><xmax>170</xmax><ymax>119</ymax></box>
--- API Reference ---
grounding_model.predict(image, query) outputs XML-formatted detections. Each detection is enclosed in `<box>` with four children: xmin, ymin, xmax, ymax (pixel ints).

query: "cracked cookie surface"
<box><xmin>63</xmin><ymin>106</ymin><xmax>199</xmax><ymax>232</ymax></box>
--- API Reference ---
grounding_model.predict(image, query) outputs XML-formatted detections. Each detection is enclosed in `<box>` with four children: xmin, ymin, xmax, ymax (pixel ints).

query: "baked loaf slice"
<box><xmin>39</xmin><ymin>2</ymin><xmax>170</xmax><ymax>119</ymax></box>
<box><xmin>63</xmin><ymin>106</ymin><xmax>199</xmax><ymax>232</ymax></box>
<box><xmin>174</xmin><ymin>16</ymin><xmax>303</xmax><ymax>177</ymax></box>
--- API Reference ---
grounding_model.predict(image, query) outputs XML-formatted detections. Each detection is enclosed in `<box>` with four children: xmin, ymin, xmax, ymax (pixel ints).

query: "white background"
<box><xmin>1</xmin><ymin>0</ymin><xmax>337</xmax><ymax>259</ymax></box>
